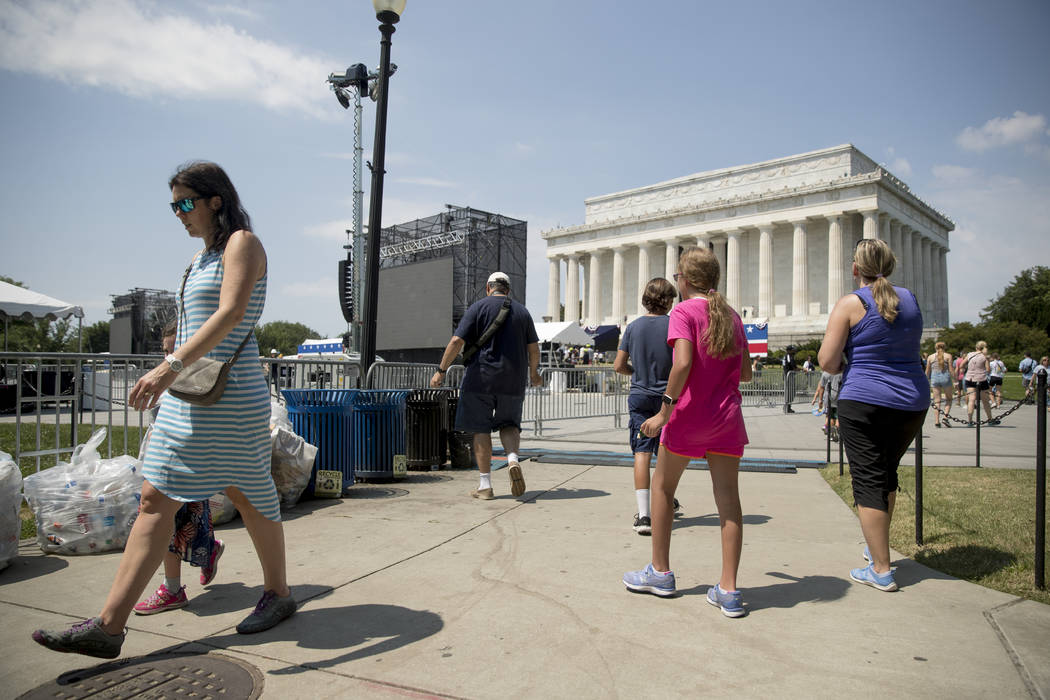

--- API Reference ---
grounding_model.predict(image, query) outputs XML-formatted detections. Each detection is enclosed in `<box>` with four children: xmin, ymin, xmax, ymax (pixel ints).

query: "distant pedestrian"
<box><xmin>431</xmin><ymin>271</ymin><xmax>541</xmax><ymax>500</ymax></box>
<box><xmin>782</xmin><ymin>345</ymin><xmax>798</xmax><ymax>413</ymax></box>
<box><xmin>1020</xmin><ymin>351</ymin><xmax>1037</xmax><ymax>402</ymax></box>
<box><xmin>963</xmin><ymin>341</ymin><xmax>997</xmax><ymax>426</ymax></box>
<box><xmin>954</xmin><ymin>352</ymin><xmax>967</xmax><ymax>406</ymax></box>
<box><xmin>623</xmin><ymin>246</ymin><xmax>752</xmax><ymax>617</ymax></box>
<box><xmin>925</xmin><ymin>342</ymin><xmax>954</xmax><ymax>427</ymax></box>
<box><xmin>752</xmin><ymin>356</ymin><xmax>763</xmax><ymax>377</ymax></box>
<box><xmin>819</xmin><ymin>238</ymin><xmax>928</xmax><ymax>593</ymax></box>
<box><xmin>614</xmin><ymin>277</ymin><xmax>680</xmax><ymax>535</ymax></box>
<box><xmin>988</xmin><ymin>352</ymin><xmax>1006</xmax><ymax>408</ymax></box>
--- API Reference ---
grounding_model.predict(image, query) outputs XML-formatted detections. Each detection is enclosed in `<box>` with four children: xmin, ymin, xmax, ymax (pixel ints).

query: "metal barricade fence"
<box><xmin>263</xmin><ymin>357</ymin><xmax>362</xmax><ymax>400</ymax></box>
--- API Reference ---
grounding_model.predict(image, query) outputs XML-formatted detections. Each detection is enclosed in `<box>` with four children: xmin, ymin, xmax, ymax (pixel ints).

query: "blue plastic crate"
<box><xmin>282</xmin><ymin>389</ymin><xmax>359</xmax><ymax>491</ymax></box>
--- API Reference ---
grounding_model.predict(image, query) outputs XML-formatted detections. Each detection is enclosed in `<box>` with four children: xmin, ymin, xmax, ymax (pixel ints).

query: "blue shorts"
<box><xmin>628</xmin><ymin>392</ymin><xmax>662</xmax><ymax>455</ymax></box>
<box><xmin>455</xmin><ymin>390</ymin><xmax>525</xmax><ymax>433</ymax></box>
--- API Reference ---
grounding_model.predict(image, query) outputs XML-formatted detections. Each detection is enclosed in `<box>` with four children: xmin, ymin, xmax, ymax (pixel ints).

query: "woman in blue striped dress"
<box><xmin>32</xmin><ymin>162</ymin><xmax>295</xmax><ymax>659</ymax></box>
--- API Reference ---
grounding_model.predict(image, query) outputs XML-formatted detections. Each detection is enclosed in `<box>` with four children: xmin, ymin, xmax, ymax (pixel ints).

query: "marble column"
<box><xmin>758</xmin><ymin>225</ymin><xmax>774</xmax><ymax>318</ymax></box>
<box><xmin>900</xmin><ymin>226</ymin><xmax>913</xmax><ymax>291</ymax></box>
<box><xmin>791</xmin><ymin>220</ymin><xmax>808</xmax><ymax>317</ymax></box>
<box><xmin>612</xmin><ymin>246</ymin><xmax>626</xmax><ymax>323</ymax></box>
<box><xmin>879</xmin><ymin>214</ymin><xmax>891</xmax><ymax>245</ymax></box>
<box><xmin>826</xmin><ymin>214</ymin><xmax>844</xmax><ymax>311</ymax></box>
<box><xmin>588</xmin><ymin>250</ymin><xmax>603</xmax><ymax>323</ymax></box>
<box><xmin>862</xmin><ymin>209</ymin><xmax>879</xmax><ymax>239</ymax></box>
<box><xmin>565</xmin><ymin>254</ymin><xmax>580</xmax><ymax>322</ymax></box>
<box><xmin>911</xmin><ymin>232</ymin><xmax>924</xmax><ymax>314</ymax></box>
<box><xmin>547</xmin><ymin>257</ymin><xmax>560</xmax><ymax>321</ymax></box>
<box><xmin>920</xmin><ymin>238</ymin><xmax>932</xmax><ymax>322</ymax></box>
<box><xmin>665</xmin><ymin>240</ymin><xmax>678</xmax><ymax>280</ymax></box>
<box><xmin>711</xmin><ymin>236</ymin><xmax>726</xmax><ymax>295</ymax></box>
<box><xmin>637</xmin><ymin>243</ymin><xmax>652</xmax><ymax>316</ymax></box>
<box><xmin>726</xmin><ymin>231</ymin><xmax>741</xmax><ymax>310</ymax></box>
<box><xmin>939</xmin><ymin>247</ymin><xmax>949</xmax><ymax>326</ymax></box>
<box><xmin>888</xmin><ymin>220</ymin><xmax>902</xmax><ymax>281</ymax></box>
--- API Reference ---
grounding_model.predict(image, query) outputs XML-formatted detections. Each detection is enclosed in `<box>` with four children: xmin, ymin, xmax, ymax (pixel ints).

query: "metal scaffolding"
<box><xmin>379</xmin><ymin>204</ymin><xmax>527</xmax><ymax>327</ymax></box>
<box><xmin>108</xmin><ymin>288</ymin><xmax>176</xmax><ymax>355</ymax></box>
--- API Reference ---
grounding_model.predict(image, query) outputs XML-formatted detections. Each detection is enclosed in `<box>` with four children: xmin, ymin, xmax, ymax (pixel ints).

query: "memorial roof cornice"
<box><xmin>542</xmin><ymin>167</ymin><xmax>954</xmax><ymax>241</ymax></box>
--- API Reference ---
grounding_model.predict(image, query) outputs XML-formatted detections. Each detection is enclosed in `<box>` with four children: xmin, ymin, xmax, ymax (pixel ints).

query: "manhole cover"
<box><xmin>20</xmin><ymin>651</ymin><xmax>262</xmax><ymax>699</ymax></box>
<box><xmin>400</xmin><ymin>473</ymin><xmax>453</xmax><ymax>484</ymax></box>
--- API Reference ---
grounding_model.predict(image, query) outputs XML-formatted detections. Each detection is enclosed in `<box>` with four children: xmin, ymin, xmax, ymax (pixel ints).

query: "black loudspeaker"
<box><xmin>338</xmin><ymin>258</ymin><xmax>353</xmax><ymax>323</ymax></box>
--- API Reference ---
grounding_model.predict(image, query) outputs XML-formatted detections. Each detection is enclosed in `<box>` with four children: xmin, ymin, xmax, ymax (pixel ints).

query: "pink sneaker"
<box><xmin>200</xmin><ymin>539</ymin><xmax>225</xmax><ymax>586</ymax></box>
<box><xmin>133</xmin><ymin>584</ymin><xmax>188</xmax><ymax>615</ymax></box>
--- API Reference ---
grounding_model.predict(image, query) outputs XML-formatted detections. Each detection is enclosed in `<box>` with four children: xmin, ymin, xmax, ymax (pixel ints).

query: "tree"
<box><xmin>255</xmin><ymin>321</ymin><xmax>320</xmax><ymax>356</ymax></box>
<box><xmin>981</xmin><ymin>266</ymin><xmax>1050</xmax><ymax>337</ymax></box>
<box><xmin>83</xmin><ymin>321</ymin><xmax>110</xmax><ymax>353</ymax></box>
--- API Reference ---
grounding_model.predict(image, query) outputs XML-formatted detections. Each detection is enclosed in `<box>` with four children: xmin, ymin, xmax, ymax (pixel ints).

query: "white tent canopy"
<box><xmin>0</xmin><ymin>280</ymin><xmax>84</xmax><ymax>322</ymax></box>
<box><xmin>1</xmin><ymin>280</ymin><xmax>84</xmax><ymax>352</ymax></box>
<box><xmin>533</xmin><ymin>322</ymin><xmax>592</xmax><ymax>346</ymax></box>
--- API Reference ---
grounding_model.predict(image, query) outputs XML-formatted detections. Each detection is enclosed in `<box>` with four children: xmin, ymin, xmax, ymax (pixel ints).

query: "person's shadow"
<box><xmin>527</xmin><ymin>488</ymin><xmax>611</xmax><ymax>501</ymax></box>
<box><xmin>202</xmin><ymin>602</ymin><xmax>444</xmax><ymax>674</ymax></box>
<box><xmin>671</xmin><ymin>513</ymin><xmax>772</xmax><ymax>530</ymax></box>
<box><xmin>677</xmin><ymin>571</ymin><xmax>850</xmax><ymax>612</ymax></box>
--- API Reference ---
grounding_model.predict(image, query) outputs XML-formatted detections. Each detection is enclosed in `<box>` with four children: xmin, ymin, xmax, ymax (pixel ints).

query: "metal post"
<box><xmin>915</xmin><ymin>424</ymin><xmax>924</xmax><ymax>546</ymax></box>
<box><xmin>825</xmin><ymin>408</ymin><xmax>831</xmax><ymax>464</ymax></box>
<box><xmin>360</xmin><ymin>19</ymin><xmax>396</xmax><ymax>378</ymax></box>
<box><xmin>838</xmin><ymin>425</ymin><xmax>844</xmax><ymax>476</ymax></box>
<box><xmin>1036</xmin><ymin>371</ymin><xmax>1045</xmax><ymax>590</ymax></box>
<box><xmin>975</xmin><ymin>383</ymin><xmax>981</xmax><ymax>469</ymax></box>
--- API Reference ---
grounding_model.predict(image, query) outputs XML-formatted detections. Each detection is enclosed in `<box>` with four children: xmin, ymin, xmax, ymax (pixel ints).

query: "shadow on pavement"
<box><xmin>678</xmin><ymin>571</ymin><xmax>850</xmax><ymax>610</ymax></box>
<box><xmin>203</xmin><ymin>603</ymin><xmax>444</xmax><ymax>674</ymax></box>
<box><xmin>672</xmin><ymin>513</ymin><xmax>772</xmax><ymax>529</ymax></box>
<box><xmin>912</xmin><ymin>545</ymin><xmax>1016</xmax><ymax>581</ymax></box>
<box><xmin>530</xmin><ymin>488</ymin><xmax>611</xmax><ymax>501</ymax></box>
<box><xmin>181</xmin><ymin>583</ymin><xmax>333</xmax><ymax>617</ymax></box>
<box><xmin>0</xmin><ymin>551</ymin><xmax>70</xmax><ymax>584</ymax></box>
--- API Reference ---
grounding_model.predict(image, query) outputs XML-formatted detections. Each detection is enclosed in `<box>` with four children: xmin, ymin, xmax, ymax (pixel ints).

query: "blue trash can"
<box><xmin>282</xmin><ymin>389</ymin><xmax>358</xmax><ymax>493</ymax></box>
<box><xmin>351</xmin><ymin>390</ymin><xmax>409</xmax><ymax>479</ymax></box>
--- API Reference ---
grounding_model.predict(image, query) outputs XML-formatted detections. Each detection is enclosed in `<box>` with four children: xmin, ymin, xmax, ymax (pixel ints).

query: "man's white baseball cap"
<box><xmin>487</xmin><ymin>271</ymin><xmax>510</xmax><ymax>285</ymax></box>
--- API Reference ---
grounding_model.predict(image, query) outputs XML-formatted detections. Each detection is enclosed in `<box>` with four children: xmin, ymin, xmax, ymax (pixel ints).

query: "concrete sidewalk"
<box><xmin>1</xmin><ymin>449</ymin><xmax>1047</xmax><ymax>698</ymax></box>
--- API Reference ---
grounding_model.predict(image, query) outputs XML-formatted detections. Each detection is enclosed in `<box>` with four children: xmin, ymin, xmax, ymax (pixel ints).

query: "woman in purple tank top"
<box><xmin>818</xmin><ymin>238</ymin><xmax>929</xmax><ymax>593</ymax></box>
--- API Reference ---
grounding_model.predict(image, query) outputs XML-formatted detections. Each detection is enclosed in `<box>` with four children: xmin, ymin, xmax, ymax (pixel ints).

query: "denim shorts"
<box><xmin>628</xmin><ymin>392</ymin><xmax>662</xmax><ymax>455</ymax></box>
<box><xmin>455</xmin><ymin>390</ymin><xmax>525</xmax><ymax>433</ymax></box>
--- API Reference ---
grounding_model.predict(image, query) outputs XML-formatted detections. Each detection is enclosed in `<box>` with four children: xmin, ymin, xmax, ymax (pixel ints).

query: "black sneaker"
<box><xmin>633</xmin><ymin>514</ymin><xmax>652</xmax><ymax>535</ymax></box>
<box><xmin>673</xmin><ymin>498</ymin><xmax>683</xmax><ymax>516</ymax></box>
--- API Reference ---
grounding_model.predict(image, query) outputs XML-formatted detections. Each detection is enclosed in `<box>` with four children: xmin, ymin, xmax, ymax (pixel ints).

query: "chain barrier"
<box><xmin>930</xmin><ymin>396</ymin><xmax>1027</xmax><ymax>427</ymax></box>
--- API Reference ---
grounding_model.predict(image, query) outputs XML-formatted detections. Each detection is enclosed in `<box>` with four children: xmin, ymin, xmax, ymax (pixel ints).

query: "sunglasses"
<box><xmin>673</xmin><ymin>273</ymin><xmax>683</xmax><ymax>281</ymax></box>
<box><xmin>169</xmin><ymin>196</ymin><xmax>208</xmax><ymax>214</ymax></box>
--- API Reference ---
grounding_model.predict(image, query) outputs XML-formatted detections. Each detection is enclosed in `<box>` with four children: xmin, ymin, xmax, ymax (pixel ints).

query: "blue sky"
<box><xmin>1</xmin><ymin>0</ymin><xmax>1048</xmax><ymax>337</ymax></box>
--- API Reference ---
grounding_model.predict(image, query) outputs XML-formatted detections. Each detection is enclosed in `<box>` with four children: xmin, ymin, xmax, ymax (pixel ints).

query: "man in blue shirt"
<box><xmin>1020</xmin><ymin>351</ymin><xmax>1037</xmax><ymax>402</ymax></box>
<box><xmin>431</xmin><ymin>272</ymin><xmax>541</xmax><ymax>500</ymax></box>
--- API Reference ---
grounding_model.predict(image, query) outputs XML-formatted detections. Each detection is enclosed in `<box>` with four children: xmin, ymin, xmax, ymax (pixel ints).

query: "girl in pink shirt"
<box><xmin>622</xmin><ymin>247</ymin><xmax>752</xmax><ymax>616</ymax></box>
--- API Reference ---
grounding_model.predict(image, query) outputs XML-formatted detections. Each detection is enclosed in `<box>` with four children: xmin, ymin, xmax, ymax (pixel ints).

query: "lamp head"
<box><xmin>373</xmin><ymin>0</ymin><xmax>406</xmax><ymax>24</ymax></box>
<box><xmin>334</xmin><ymin>87</ymin><xmax>351</xmax><ymax>109</ymax></box>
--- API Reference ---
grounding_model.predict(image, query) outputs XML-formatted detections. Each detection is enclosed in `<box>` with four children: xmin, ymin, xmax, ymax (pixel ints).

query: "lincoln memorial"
<box><xmin>542</xmin><ymin>144</ymin><xmax>953</xmax><ymax>346</ymax></box>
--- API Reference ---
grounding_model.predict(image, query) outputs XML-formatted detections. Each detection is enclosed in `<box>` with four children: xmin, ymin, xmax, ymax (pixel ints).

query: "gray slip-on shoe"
<box><xmin>236</xmin><ymin>590</ymin><xmax>297</xmax><ymax>634</ymax></box>
<box><xmin>32</xmin><ymin>616</ymin><xmax>125</xmax><ymax>659</ymax></box>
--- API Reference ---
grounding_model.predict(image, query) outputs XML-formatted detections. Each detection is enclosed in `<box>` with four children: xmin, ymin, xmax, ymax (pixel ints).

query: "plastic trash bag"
<box><xmin>270</xmin><ymin>427</ymin><xmax>318</xmax><ymax>507</ymax></box>
<box><xmin>208</xmin><ymin>492</ymin><xmax>239</xmax><ymax>526</ymax></box>
<box><xmin>22</xmin><ymin>428</ymin><xmax>144</xmax><ymax>555</ymax></box>
<box><xmin>270</xmin><ymin>399</ymin><xmax>292</xmax><ymax>432</ymax></box>
<box><xmin>0</xmin><ymin>450</ymin><xmax>22</xmax><ymax>571</ymax></box>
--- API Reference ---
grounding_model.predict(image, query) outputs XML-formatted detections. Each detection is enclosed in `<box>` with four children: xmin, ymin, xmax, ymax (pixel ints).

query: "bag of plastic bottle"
<box><xmin>22</xmin><ymin>428</ymin><xmax>144</xmax><ymax>555</ymax></box>
<box><xmin>0</xmin><ymin>450</ymin><xmax>22</xmax><ymax>571</ymax></box>
<box><xmin>270</xmin><ymin>427</ymin><xmax>318</xmax><ymax>507</ymax></box>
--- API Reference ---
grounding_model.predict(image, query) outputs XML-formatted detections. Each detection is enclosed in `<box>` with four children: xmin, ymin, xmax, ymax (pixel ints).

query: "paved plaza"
<box><xmin>0</xmin><ymin>404</ymin><xmax>1047</xmax><ymax>698</ymax></box>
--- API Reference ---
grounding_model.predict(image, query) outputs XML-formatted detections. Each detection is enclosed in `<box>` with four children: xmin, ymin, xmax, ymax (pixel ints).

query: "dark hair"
<box><xmin>489</xmin><ymin>279</ymin><xmax>510</xmax><ymax>295</ymax></box>
<box><xmin>168</xmin><ymin>161</ymin><xmax>252</xmax><ymax>253</ymax></box>
<box><xmin>641</xmin><ymin>277</ymin><xmax>676</xmax><ymax>314</ymax></box>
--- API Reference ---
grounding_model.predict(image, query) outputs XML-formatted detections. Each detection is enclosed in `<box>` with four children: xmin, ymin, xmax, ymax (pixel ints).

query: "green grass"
<box><xmin>820</xmin><ymin>464</ymin><xmax>1049</xmax><ymax>605</ymax></box>
<box><xmin>1</xmin><ymin>422</ymin><xmax>147</xmax><ymax>540</ymax></box>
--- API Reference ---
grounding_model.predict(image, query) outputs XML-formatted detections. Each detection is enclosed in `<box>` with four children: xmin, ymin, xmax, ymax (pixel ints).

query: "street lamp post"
<box><xmin>360</xmin><ymin>0</ymin><xmax>406</xmax><ymax>376</ymax></box>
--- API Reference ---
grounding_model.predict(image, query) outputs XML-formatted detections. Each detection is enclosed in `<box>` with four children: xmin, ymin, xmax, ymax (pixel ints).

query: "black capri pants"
<box><xmin>837</xmin><ymin>399</ymin><xmax>927</xmax><ymax>511</ymax></box>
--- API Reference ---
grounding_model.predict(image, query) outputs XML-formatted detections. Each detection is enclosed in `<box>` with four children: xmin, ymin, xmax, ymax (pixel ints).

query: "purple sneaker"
<box><xmin>200</xmin><ymin>539</ymin><xmax>225</xmax><ymax>586</ymax></box>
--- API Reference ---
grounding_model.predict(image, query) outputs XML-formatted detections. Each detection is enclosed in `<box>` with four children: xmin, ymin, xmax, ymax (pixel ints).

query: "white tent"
<box><xmin>0</xmin><ymin>280</ymin><xmax>85</xmax><ymax>351</ymax></box>
<box><xmin>533</xmin><ymin>322</ymin><xmax>593</xmax><ymax>346</ymax></box>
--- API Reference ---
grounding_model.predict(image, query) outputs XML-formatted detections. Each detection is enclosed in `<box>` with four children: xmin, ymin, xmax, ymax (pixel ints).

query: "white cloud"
<box><xmin>890</xmin><ymin>157</ymin><xmax>913</xmax><ymax>177</ymax></box>
<box><xmin>282</xmin><ymin>277</ymin><xmax>336</xmax><ymax>299</ymax></box>
<box><xmin>303</xmin><ymin>219</ymin><xmax>354</xmax><ymax>241</ymax></box>
<box><xmin>202</xmin><ymin>3</ymin><xmax>260</xmax><ymax>21</ymax></box>
<box><xmin>0</xmin><ymin>0</ymin><xmax>335</xmax><ymax>119</ymax></box>
<box><xmin>956</xmin><ymin>111</ymin><xmax>1048</xmax><ymax>152</ymax></box>
<box><xmin>932</xmin><ymin>164</ymin><xmax>978</xmax><ymax>182</ymax></box>
<box><xmin>514</xmin><ymin>142</ymin><xmax>536</xmax><ymax>156</ymax></box>
<box><xmin>393</xmin><ymin>176</ymin><xmax>458</xmax><ymax>188</ymax></box>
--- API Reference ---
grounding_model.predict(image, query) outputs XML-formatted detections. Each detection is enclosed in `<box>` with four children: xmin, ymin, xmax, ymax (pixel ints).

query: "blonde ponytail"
<box><xmin>679</xmin><ymin>246</ymin><xmax>741</xmax><ymax>360</ymax></box>
<box><xmin>854</xmin><ymin>238</ymin><xmax>899</xmax><ymax>323</ymax></box>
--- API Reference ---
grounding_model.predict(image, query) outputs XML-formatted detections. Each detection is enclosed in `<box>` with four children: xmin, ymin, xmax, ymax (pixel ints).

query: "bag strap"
<box><xmin>179</xmin><ymin>257</ymin><xmax>253</xmax><ymax>366</ymax></box>
<box><xmin>461</xmin><ymin>296</ymin><xmax>513</xmax><ymax>364</ymax></box>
